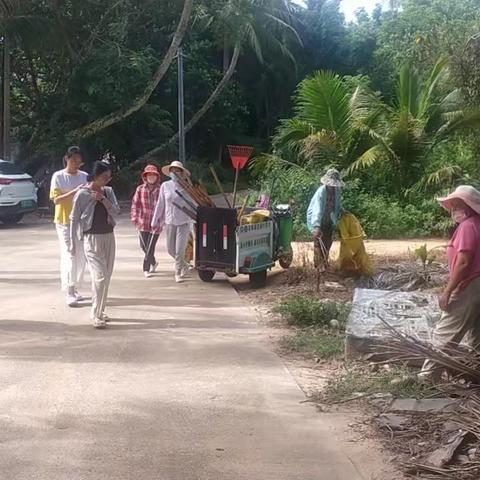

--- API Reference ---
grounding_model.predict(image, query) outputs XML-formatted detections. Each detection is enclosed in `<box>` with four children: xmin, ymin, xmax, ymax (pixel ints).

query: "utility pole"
<box><xmin>3</xmin><ymin>32</ymin><xmax>11</xmax><ymax>161</ymax></box>
<box><xmin>177</xmin><ymin>46</ymin><xmax>186</xmax><ymax>164</ymax></box>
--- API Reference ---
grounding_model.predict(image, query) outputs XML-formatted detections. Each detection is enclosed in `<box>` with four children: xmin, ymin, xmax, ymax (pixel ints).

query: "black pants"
<box><xmin>314</xmin><ymin>221</ymin><xmax>333</xmax><ymax>268</ymax></box>
<box><xmin>139</xmin><ymin>231</ymin><xmax>159</xmax><ymax>272</ymax></box>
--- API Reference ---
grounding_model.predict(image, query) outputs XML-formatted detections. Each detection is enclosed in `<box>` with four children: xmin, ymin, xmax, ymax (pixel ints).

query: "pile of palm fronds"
<box><xmin>362</xmin><ymin>260</ymin><xmax>448</xmax><ymax>291</ymax></box>
<box><xmin>374</xmin><ymin>321</ymin><xmax>480</xmax><ymax>478</ymax></box>
<box><xmin>378</xmin><ymin>319</ymin><xmax>480</xmax><ymax>383</ymax></box>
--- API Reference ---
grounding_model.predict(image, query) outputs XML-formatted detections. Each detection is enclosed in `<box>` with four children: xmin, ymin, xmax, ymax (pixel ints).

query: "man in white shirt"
<box><xmin>49</xmin><ymin>146</ymin><xmax>88</xmax><ymax>306</ymax></box>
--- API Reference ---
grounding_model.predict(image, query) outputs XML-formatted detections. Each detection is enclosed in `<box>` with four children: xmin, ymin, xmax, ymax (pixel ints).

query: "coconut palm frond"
<box><xmin>295</xmin><ymin>70</ymin><xmax>353</xmax><ymax>141</ymax></box>
<box><xmin>416</xmin><ymin>165</ymin><xmax>464</xmax><ymax>191</ymax></box>
<box><xmin>273</xmin><ymin>118</ymin><xmax>313</xmax><ymax>156</ymax></box>
<box><xmin>299</xmin><ymin>130</ymin><xmax>338</xmax><ymax>162</ymax></box>
<box><xmin>437</xmin><ymin>108</ymin><xmax>480</xmax><ymax>138</ymax></box>
<box><xmin>249</xmin><ymin>152</ymin><xmax>315</xmax><ymax>181</ymax></box>
<box><xmin>418</xmin><ymin>56</ymin><xmax>449</xmax><ymax>118</ymax></box>
<box><xmin>347</xmin><ymin>145</ymin><xmax>385</xmax><ymax>173</ymax></box>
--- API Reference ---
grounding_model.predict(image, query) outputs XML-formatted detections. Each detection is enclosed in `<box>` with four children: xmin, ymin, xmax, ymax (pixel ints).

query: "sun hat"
<box><xmin>161</xmin><ymin>160</ymin><xmax>191</xmax><ymax>177</ymax></box>
<box><xmin>142</xmin><ymin>164</ymin><xmax>160</xmax><ymax>179</ymax></box>
<box><xmin>321</xmin><ymin>168</ymin><xmax>344</xmax><ymax>187</ymax></box>
<box><xmin>437</xmin><ymin>185</ymin><xmax>480</xmax><ymax>215</ymax></box>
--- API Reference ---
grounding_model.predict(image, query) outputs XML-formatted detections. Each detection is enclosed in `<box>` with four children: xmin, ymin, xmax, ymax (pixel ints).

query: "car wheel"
<box><xmin>249</xmin><ymin>270</ymin><xmax>267</xmax><ymax>288</ymax></box>
<box><xmin>0</xmin><ymin>214</ymin><xmax>23</xmax><ymax>225</ymax></box>
<box><xmin>279</xmin><ymin>252</ymin><xmax>293</xmax><ymax>269</ymax></box>
<box><xmin>198</xmin><ymin>269</ymin><xmax>215</xmax><ymax>282</ymax></box>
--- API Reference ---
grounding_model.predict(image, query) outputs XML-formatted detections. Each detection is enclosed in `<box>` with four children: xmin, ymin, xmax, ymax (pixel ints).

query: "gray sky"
<box><xmin>340</xmin><ymin>0</ymin><xmax>383</xmax><ymax>21</ymax></box>
<box><xmin>293</xmin><ymin>0</ymin><xmax>385</xmax><ymax>22</ymax></box>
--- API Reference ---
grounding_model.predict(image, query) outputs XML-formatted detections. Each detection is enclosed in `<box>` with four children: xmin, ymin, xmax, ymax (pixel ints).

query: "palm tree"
<box><xmin>138</xmin><ymin>0</ymin><xmax>301</xmax><ymax>162</ymax></box>
<box><xmin>258</xmin><ymin>70</ymin><xmax>379</xmax><ymax>178</ymax></box>
<box><xmin>349</xmin><ymin>57</ymin><xmax>480</xmax><ymax>189</ymax></box>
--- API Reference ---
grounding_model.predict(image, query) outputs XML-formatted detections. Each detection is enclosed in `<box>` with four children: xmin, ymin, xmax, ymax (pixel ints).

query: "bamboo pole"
<box><xmin>237</xmin><ymin>193</ymin><xmax>250</xmax><ymax>223</ymax></box>
<box><xmin>232</xmin><ymin>168</ymin><xmax>239</xmax><ymax>207</ymax></box>
<box><xmin>209</xmin><ymin>165</ymin><xmax>232</xmax><ymax>208</ymax></box>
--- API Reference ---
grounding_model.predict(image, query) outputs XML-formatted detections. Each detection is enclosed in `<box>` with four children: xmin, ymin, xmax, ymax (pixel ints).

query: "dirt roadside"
<box><xmin>232</xmin><ymin>239</ymin><xmax>445</xmax><ymax>480</ymax></box>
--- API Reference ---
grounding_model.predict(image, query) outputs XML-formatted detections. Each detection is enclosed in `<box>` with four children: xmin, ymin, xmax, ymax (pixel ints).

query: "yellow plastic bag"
<box><xmin>185</xmin><ymin>232</ymin><xmax>194</xmax><ymax>263</ymax></box>
<box><xmin>241</xmin><ymin>209</ymin><xmax>271</xmax><ymax>225</ymax></box>
<box><xmin>338</xmin><ymin>212</ymin><xmax>373</xmax><ymax>276</ymax></box>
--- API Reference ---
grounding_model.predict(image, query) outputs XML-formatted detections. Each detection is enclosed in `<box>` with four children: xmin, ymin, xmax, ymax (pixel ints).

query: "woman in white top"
<box><xmin>151</xmin><ymin>161</ymin><xmax>194</xmax><ymax>283</ymax></box>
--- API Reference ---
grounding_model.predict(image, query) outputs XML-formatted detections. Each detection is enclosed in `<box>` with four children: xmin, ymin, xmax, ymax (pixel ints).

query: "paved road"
<box><xmin>0</xmin><ymin>218</ymin><xmax>363</xmax><ymax>480</ymax></box>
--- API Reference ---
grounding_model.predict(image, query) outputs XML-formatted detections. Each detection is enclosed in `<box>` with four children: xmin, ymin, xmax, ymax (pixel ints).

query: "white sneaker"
<box><xmin>93</xmin><ymin>318</ymin><xmax>106</xmax><ymax>329</ymax></box>
<box><xmin>175</xmin><ymin>274</ymin><xmax>184</xmax><ymax>283</ymax></box>
<box><xmin>67</xmin><ymin>294</ymin><xmax>79</xmax><ymax>307</ymax></box>
<box><xmin>180</xmin><ymin>265</ymin><xmax>191</xmax><ymax>279</ymax></box>
<box><xmin>144</xmin><ymin>271</ymin><xmax>152</xmax><ymax>278</ymax></box>
<box><xmin>74</xmin><ymin>291</ymin><xmax>85</xmax><ymax>302</ymax></box>
<box><xmin>101</xmin><ymin>314</ymin><xmax>110</xmax><ymax>323</ymax></box>
<box><xmin>149</xmin><ymin>262</ymin><xmax>158</xmax><ymax>273</ymax></box>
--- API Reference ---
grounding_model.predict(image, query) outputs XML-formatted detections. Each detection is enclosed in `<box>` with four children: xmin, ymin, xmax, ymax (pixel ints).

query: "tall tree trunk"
<box><xmin>71</xmin><ymin>0</ymin><xmax>194</xmax><ymax>140</ymax></box>
<box><xmin>138</xmin><ymin>43</ymin><xmax>241</xmax><ymax>164</ymax></box>
<box><xmin>223</xmin><ymin>34</ymin><xmax>229</xmax><ymax>73</ymax></box>
<box><xmin>3</xmin><ymin>31</ymin><xmax>11</xmax><ymax>161</ymax></box>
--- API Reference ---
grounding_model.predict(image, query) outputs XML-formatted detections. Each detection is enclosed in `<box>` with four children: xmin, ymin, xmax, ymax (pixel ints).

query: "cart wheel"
<box><xmin>279</xmin><ymin>252</ymin><xmax>293</xmax><ymax>269</ymax></box>
<box><xmin>249</xmin><ymin>270</ymin><xmax>267</xmax><ymax>288</ymax></box>
<box><xmin>198</xmin><ymin>269</ymin><xmax>215</xmax><ymax>282</ymax></box>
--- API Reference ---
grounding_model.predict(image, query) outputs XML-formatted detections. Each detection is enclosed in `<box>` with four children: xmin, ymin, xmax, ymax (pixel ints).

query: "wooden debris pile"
<box><xmin>173</xmin><ymin>175</ymin><xmax>215</xmax><ymax>220</ymax></box>
<box><xmin>373</xmin><ymin>323</ymin><xmax>480</xmax><ymax>478</ymax></box>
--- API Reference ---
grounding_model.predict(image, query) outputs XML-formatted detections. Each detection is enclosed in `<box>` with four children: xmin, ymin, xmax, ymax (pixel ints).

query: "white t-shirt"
<box><xmin>50</xmin><ymin>170</ymin><xmax>88</xmax><ymax>225</ymax></box>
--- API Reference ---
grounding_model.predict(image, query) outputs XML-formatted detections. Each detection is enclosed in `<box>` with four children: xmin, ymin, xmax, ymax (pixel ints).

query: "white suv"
<box><xmin>0</xmin><ymin>160</ymin><xmax>37</xmax><ymax>225</ymax></box>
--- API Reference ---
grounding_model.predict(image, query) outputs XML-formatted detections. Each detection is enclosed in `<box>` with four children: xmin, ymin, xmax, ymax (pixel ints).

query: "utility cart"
<box><xmin>195</xmin><ymin>204</ymin><xmax>293</xmax><ymax>288</ymax></box>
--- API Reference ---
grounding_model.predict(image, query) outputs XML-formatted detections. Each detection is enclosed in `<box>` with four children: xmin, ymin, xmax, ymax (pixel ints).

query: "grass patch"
<box><xmin>281</xmin><ymin>328</ymin><xmax>344</xmax><ymax>360</ymax></box>
<box><xmin>323</xmin><ymin>364</ymin><xmax>431</xmax><ymax>403</ymax></box>
<box><xmin>274</xmin><ymin>295</ymin><xmax>351</xmax><ymax>328</ymax></box>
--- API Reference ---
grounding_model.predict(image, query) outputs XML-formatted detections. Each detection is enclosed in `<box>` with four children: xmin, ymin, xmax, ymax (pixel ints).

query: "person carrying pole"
<box><xmin>131</xmin><ymin>165</ymin><xmax>162</xmax><ymax>278</ymax></box>
<box><xmin>306</xmin><ymin>168</ymin><xmax>344</xmax><ymax>268</ymax></box>
<box><xmin>49</xmin><ymin>146</ymin><xmax>88</xmax><ymax>307</ymax></box>
<box><xmin>151</xmin><ymin>161</ymin><xmax>194</xmax><ymax>284</ymax></box>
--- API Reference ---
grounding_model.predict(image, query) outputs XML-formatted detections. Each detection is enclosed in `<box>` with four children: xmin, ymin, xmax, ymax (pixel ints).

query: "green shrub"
<box><xmin>323</xmin><ymin>365</ymin><xmax>431</xmax><ymax>402</ymax></box>
<box><xmin>281</xmin><ymin>328</ymin><xmax>344</xmax><ymax>360</ymax></box>
<box><xmin>274</xmin><ymin>295</ymin><xmax>351</xmax><ymax>328</ymax></box>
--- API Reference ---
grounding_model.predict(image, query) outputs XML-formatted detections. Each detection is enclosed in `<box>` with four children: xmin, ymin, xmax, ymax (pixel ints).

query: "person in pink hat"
<box><xmin>131</xmin><ymin>165</ymin><xmax>162</xmax><ymax>278</ymax></box>
<box><xmin>420</xmin><ymin>185</ymin><xmax>480</xmax><ymax>381</ymax></box>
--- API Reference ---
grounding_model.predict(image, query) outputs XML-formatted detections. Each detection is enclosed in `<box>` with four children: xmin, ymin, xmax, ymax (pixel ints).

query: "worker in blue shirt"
<box><xmin>306</xmin><ymin>168</ymin><xmax>344</xmax><ymax>267</ymax></box>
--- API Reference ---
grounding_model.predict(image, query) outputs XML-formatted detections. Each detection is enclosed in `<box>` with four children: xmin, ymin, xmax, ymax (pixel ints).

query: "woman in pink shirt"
<box><xmin>421</xmin><ymin>185</ymin><xmax>480</xmax><ymax>381</ymax></box>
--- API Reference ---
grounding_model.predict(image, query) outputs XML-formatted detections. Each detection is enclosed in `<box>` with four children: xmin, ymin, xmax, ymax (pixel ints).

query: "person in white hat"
<box><xmin>306</xmin><ymin>168</ymin><xmax>344</xmax><ymax>267</ymax></box>
<box><xmin>420</xmin><ymin>185</ymin><xmax>480</xmax><ymax>381</ymax></box>
<box><xmin>151</xmin><ymin>161</ymin><xmax>193</xmax><ymax>283</ymax></box>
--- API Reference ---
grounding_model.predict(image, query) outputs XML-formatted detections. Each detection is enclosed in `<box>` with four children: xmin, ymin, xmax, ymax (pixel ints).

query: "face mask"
<box><xmin>451</xmin><ymin>209</ymin><xmax>469</xmax><ymax>224</ymax></box>
<box><xmin>146</xmin><ymin>175</ymin><xmax>157</xmax><ymax>185</ymax></box>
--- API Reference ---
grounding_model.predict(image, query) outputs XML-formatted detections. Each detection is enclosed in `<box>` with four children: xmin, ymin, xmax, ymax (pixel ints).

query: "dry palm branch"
<box><xmin>375</xmin><ymin>317</ymin><xmax>480</xmax><ymax>384</ymax></box>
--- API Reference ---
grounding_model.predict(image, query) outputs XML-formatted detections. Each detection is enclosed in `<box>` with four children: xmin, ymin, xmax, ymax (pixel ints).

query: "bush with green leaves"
<box><xmin>274</xmin><ymin>295</ymin><xmax>351</xmax><ymax>328</ymax></box>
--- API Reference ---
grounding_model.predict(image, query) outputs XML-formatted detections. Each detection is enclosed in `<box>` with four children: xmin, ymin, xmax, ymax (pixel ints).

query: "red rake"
<box><xmin>228</xmin><ymin>145</ymin><xmax>254</xmax><ymax>207</ymax></box>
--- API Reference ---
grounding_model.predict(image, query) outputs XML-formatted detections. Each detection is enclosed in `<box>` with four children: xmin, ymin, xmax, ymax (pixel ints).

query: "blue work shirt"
<box><xmin>306</xmin><ymin>185</ymin><xmax>342</xmax><ymax>232</ymax></box>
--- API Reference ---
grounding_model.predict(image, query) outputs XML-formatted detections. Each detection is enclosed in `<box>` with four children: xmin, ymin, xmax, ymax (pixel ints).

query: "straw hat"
<box><xmin>161</xmin><ymin>160</ymin><xmax>190</xmax><ymax>177</ymax></box>
<box><xmin>437</xmin><ymin>185</ymin><xmax>480</xmax><ymax>214</ymax></box>
<box><xmin>142</xmin><ymin>164</ymin><xmax>160</xmax><ymax>179</ymax></box>
<box><xmin>321</xmin><ymin>168</ymin><xmax>344</xmax><ymax>187</ymax></box>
